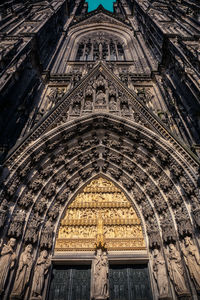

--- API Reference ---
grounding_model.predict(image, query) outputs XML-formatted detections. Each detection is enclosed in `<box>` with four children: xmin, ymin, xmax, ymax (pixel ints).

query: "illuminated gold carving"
<box><xmin>95</xmin><ymin>214</ymin><xmax>106</xmax><ymax>249</ymax></box>
<box><xmin>55</xmin><ymin>177</ymin><xmax>146</xmax><ymax>252</ymax></box>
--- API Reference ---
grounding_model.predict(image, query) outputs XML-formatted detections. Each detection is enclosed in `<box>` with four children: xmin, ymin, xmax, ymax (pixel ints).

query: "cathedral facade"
<box><xmin>0</xmin><ymin>0</ymin><xmax>200</xmax><ymax>299</ymax></box>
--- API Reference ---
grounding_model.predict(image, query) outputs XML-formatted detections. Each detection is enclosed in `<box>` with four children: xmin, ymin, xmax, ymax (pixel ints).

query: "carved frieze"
<box><xmin>147</xmin><ymin>164</ymin><xmax>161</xmax><ymax>178</ymax></box>
<box><xmin>158</xmin><ymin>176</ymin><xmax>173</xmax><ymax>192</ymax></box>
<box><xmin>24</xmin><ymin>216</ymin><xmax>41</xmax><ymax>244</ymax></box>
<box><xmin>40</xmin><ymin>219</ymin><xmax>54</xmax><ymax>249</ymax></box>
<box><xmin>161</xmin><ymin>215</ymin><xmax>176</xmax><ymax>244</ymax></box>
<box><xmin>147</xmin><ymin>220</ymin><xmax>161</xmax><ymax>248</ymax></box>
<box><xmin>167</xmin><ymin>190</ymin><xmax>183</xmax><ymax>208</ymax></box>
<box><xmin>29</xmin><ymin>177</ymin><xmax>43</xmax><ymax>193</ymax></box>
<box><xmin>0</xmin><ymin>199</ymin><xmax>8</xmax><ymax>228</ymax></box>
<box><xmin>55</xmin><ymin>177</ymin><xmax>145</xmax><ymax>252</ymax></box>
<box><xmin>179</xmin><ymin>176</ymin><xmax>194</xmax><ymax>196</ymax></box>
<box><xmin>54</xmin><ymin>170</ymin><xmax>68</xmax><ymax>185</ymax></box>
<box><xmin>18</xmin><ymin>191</ymin><xmax>33</xmax><ymax>209</ymax></box>
<box><xmin>33</xmin><ymin>199</ymin><xmax>47</xmax><ymax>215</ymax></box>
<box><xmin>153</xmin><ymin>195</ymin><xmax>168</xmax><ymax>214</ymax></box>
<box><xmin>175</xmin><ymin>206</ymin><xmax>193</xmax><ymax>237</ymax></box>
<box><xmin>8</xmin><ymin>210</ymin><xmax>26</xmax><ymax>238</ymax></box>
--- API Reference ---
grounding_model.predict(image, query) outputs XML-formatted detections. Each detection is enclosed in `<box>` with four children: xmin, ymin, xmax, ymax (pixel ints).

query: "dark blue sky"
<box><xmin>86</xmin><ymin>0</ymin><xmax>114</xmax><ymax>12</ymax></box>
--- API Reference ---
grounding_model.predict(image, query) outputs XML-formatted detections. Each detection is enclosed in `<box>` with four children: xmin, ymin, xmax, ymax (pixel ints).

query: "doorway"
<box><xmin>48</xmin><ymin>264</ymin><xmax>153</xmax><ymax>300</ymax></box>
<box><xmin>49</xmin><ymin>265</ymin><xmax>91</xmax><ymax>300</ymax></box>
<box><xmin>109</xmin><ymin>264</ymin><xmax>153</xmax><ymax>300</ymax></box>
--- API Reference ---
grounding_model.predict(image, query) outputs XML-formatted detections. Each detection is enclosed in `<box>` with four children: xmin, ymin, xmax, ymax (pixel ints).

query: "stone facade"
<box><xmin>0</xmin><ymin>0</ymin><xmax>200</xmax><ymax>299</ymax></box>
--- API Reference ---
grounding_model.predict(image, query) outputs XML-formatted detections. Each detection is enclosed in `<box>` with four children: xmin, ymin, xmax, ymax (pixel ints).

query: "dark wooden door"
<box><xmin>48</xmin><ymin>265</ymin><xmax>91</xmax><ymax>300</ymax></box>
<box><xmin>109</xmin><ymin>264</ymin><xmax>153</xmax><ymax>300</ymax></box>
<box><xmin>48</xmin><ymin>264</ymin><xmax>152</xmax><ymax>300</ymax></box>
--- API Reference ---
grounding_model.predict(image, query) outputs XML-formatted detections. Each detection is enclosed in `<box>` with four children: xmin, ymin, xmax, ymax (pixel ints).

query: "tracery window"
<box><xmin>75</xmin><ymin>32</ymin><xmax>125</xmax><ymax>61</ymax></box>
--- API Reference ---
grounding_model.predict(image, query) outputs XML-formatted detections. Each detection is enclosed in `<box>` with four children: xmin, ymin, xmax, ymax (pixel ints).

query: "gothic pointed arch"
<box><xmin>0</xmin><ymin>0</ymin><xmax>200</xmax><ymax>299</ymax></box>
<box><xmin>55</xmin><ymin>176</ymin><xmax>146</xmax><ymax>252</ymax></box>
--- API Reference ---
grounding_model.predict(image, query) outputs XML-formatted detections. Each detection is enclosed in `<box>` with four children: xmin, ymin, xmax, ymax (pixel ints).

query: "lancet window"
<box><xmin>75</xmin><ymin>32</ymin><xmax>125</xmax><ymax>61</ymax></box>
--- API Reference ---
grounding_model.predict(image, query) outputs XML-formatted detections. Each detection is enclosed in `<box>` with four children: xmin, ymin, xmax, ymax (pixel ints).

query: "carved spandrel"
<box><xmin>55</xmin><ymin>177</ymin><xmax>145</xmax><ymax>252</ymax></box>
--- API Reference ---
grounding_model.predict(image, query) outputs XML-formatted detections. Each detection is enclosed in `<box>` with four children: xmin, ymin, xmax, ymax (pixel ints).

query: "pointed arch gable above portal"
<box><xmin>5</xmin><ymin>62</ymin><xmax>199</xmax><ymax>171</ymax></box>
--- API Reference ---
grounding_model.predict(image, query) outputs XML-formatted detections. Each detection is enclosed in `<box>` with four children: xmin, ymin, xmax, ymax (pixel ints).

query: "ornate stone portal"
<box><xmin>55</xmin><ymin>177</ymin><xmax>145</xmax><ymax>252</ymax></box>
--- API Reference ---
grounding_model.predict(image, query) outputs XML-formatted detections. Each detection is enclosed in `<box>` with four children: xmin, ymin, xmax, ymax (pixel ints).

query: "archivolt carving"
<box><xmin>0</xmin><ymin>116</ymin><xmax>199</xmax><ymax>299</ymax></box>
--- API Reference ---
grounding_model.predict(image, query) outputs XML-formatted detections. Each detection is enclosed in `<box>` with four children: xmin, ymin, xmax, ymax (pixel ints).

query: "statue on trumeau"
<box><xmin>11</xmin><ymin>244</ymin><xmax>33</xmax><ymax>298</ymax></box>
<box><xmin>31</xmin><ymin>250</ymin><xmax>51</xmax><ymax>299</ymax></box>
<box><xmin>0</xmin><ymin>238</ymin><xmax>16</xmax><ymax>294</ymax></box>
<box><xmin>166</xmin><ymin>243</ymin><xmax>189</xmax><ymax>296</ymax></box>
<box><xmin>152</xmin><ymin>248</ymin><xmax>170</xmax><ymax>299</ymax></box>
<box><xmin>91</xmin><ymin>248</ymin><xmax>109</xmax><ymax>300</ymax></box>
<box><xmin>181</xmin><ymin>236</ymin><xmax>200</xmax><ymax>291</ymax></box>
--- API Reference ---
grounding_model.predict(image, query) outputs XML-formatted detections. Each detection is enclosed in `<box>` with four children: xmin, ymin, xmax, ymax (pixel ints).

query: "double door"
<box><xmin>48</xmin><ymin>264</ymin><xmax>153</xmax><ymax>300</ymax></box>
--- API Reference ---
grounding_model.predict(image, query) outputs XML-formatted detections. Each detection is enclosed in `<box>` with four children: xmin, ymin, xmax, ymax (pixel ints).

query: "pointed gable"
<box><xmin>6</xmin><ymin>62</ymin><xmax>199</xmax><ymax>167</ymax></box>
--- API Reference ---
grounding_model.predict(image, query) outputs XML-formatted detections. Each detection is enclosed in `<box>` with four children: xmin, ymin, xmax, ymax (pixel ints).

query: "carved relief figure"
<box><xmin>0</xmin><ymin>199</ymin><xmax>8</xmax><ymax>228</ymax></box>
<box><xmin>95</xmin><ymin>90</ymin><xmax>106</xmax><ymax>105</ymax></box>
<box><xmin>109</xmin><ymin>96</ymin><xmax>117</xmax><ymax>110</ymax></box>
<box><xmin>91</xmin><ymin>249</ymin><xmax>109</xmax><ymax>300</ymax></box>
<box><xmin>167</xmin><ymin>243</ymin><xmax>189</xmax><ymax>296</ymax></box>
<box><xmin>11</xmin><ymin>244</ymin><xmax>33</xmax><ymax>298</ymax></box>
<box><xmin>181</xmin><ymin>236</ymin><xmax>200</xmax><ymax>290</ymax></box>
<box><xmin>84</xmin><ymin>99</ymin><xmax>93</xmax><ymax>110</ymax></box>
<box><xmin>152</xmin><ymin>248</ymin><xmax>169</xmax><ymax>298</ymax></box>
<box><xmin>32</xmin><ymin>250</ymin><xmax>51</xmax><ymax>298</ymax></box>
<box><xmin>0</xmin><ymin>238</ymin><xmax>16</xmax><ymax>294</ymax></box>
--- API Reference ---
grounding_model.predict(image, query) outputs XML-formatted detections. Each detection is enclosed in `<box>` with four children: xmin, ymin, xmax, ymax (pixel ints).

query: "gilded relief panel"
<box><xmin>55</xmin><ymin>177</ymin><xmax>145</xmax><ymax>252</ymax></box>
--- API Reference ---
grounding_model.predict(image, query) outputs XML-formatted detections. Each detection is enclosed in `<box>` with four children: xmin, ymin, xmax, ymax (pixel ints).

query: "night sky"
<box><xmin>87</xmin><ymin>0</ymin><xmax>114</xmax><ymax>12</ymax></box>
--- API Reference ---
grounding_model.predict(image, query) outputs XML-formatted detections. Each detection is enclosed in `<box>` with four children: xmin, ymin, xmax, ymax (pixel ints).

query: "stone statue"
<box><xmin>11</xmin><ymin>244</ymin><xmax>33</xmax><ymax>298</ymax></box>
<box><xmin>91</xmin><ymin>249</ymin><xmax>109</xmax><ymax>300</ymax></box>
<box><xmin>0</xmin><ymin>238</ymin><xmax>16</xmax><ymax>294</ymax></box>
<box><xmin>167</xmin><ymin>243</ymin><xmax>189</xmax><ymax>296</ymax></box>
<box><xmin>181</xmin><ymin>236</ymin><xmax>200</xmax><ymax>290</ymax></box>
<box><xmin>96</xmin><ymin>90</ymin><xmax>105</xmax><ymax>105</ymax></box>
<box><xmin>31</xmin><ymin>250</ymin><xmax>51</xmax><ymax>298</ymax></box>
<box><xmin>109</xmin><ymin>96</ymin><xmax>117</xmax><ymax>110</ymax></box>
<box><xmin>152</xmin><ymin>249</ymin><xmax>170</xmax><ymax>299</ymax></box>
<box><xmin>84</xmin><ymin>99</ymin><xmax>93</xmax><ymax>110</ymax></box>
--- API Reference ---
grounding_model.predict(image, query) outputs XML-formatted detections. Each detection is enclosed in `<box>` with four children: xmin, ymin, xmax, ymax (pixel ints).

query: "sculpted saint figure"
<box><xmin>152</xmin><ymin>248</ymin><xmax>169</xmax><ymax>298</ymax></box>
<box><xmin>167</xmin><ymin>243</ymin><xmax>189</xmax><ymax>296</ymax></box>
<box><xmin>11</xmin><ymin>244</ymin><xmax>33</xmax><ymax>298</ymax></box>
<box><xmin>181</xmin><ymin>236</ymin><xmax>200</xmax><ymax>290</ymax></box>
<box><xmin>96</xmin><ymin>90</ymin><xmax>105</xmax><ymax>105</ymax></box>
<box><xmin>91</xmin><ymin>249</ymin><xmax>109</xmax><ymax>300</ymax></box>
<box><xmin>0</xmin><ymin>238</ymin><xmax>16</xmax><ymax>294</ymax></box>
<box><xmin>32</xmin><ymin>250</ymin><xmax>51</xmax><ymax>298</ymax></box>
<box><xmin>109</xmin><ymin>96</ymin><xmax>117</xmax><ymax>111</ymax></box>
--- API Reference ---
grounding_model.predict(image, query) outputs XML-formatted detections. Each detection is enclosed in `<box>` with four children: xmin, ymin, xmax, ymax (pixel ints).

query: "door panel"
<box><xmin>48</xmin><ymin>265</ymin><xmax>91</xmax><ymax>300</ymax></box>
<box><xmin>109</xmin><ymin>264</ymin><xmax>153</xmax><ymax>300</ymax></box>
<box><xmin>48</xmin><ymin>264</ymin><xmax>152</xmax><ymax>300</ymax></box>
